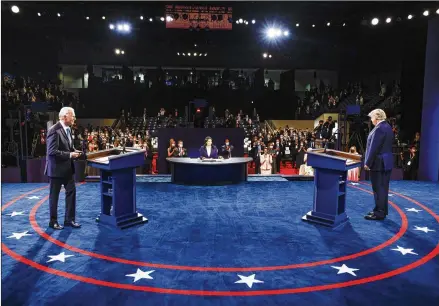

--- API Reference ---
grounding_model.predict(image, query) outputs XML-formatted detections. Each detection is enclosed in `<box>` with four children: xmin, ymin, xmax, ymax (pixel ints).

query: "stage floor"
<box><xmin>1</xmin><ymin>180</ymin><xmax>438</xmax><ymax>306</ymax></box>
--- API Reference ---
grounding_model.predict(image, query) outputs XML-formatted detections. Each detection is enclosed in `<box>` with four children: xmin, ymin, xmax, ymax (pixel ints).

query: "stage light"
<box><xmin>408</xmin><ymin>14</ymin><xmax>413</xmax><ymax>20</ymax></box>
<box><xmin>283</xmin><ymin>30</ymin><xmax>289</xmax><ymax>36</ymax></box>
<box><xmin>140</xmin><ymin>16</ymin><xmax>144</xmax><ymax>20</ymax></box>
<box><xmin>122</xmin><ymin>23</ymin><xmax>130</xmax><ymax>31</ymax></box>
<box><xmin>267</xmin><ymin>28</ymin><xmax>276</xmax><ymax>38</ymax></box>
<box><xmin>115</xmin><ymin>49</ymin><xmax>121</xmax><ymax>55</ymax></box>
<box><xmin>194</xmin><ymin>44</ymin><xmax>197</xmax><ymax>47</ymax></box>
<box><xmin>275</xmin><ymin>29</ymin><xmax>282</xmax><ymax>37</ymax></box>
<box><xmin>177</xmin><ymin>52</ymin><xmax>180</xmax><ymax>56</ymax></box>
<box><xmin>57</xmin><ymin>13</ymin><xmax>61</xmax><ymax>17</ymax></box>
<box><xmin>182</xmin><ymin>53</ymin><xmax>186</xmax><ymax>56</ymax></box>
<box><xmin>252</xmin><ymin>19</ymin><xmax>256</xmax><ymax>24</ymax></box>
<box><xmin>269</xmin><ymin>54</ymin><xmax>272</xmax><ymax>58</ymax></box>
<box><xmin>37</xmin><ymin>12</ymin><xmax>41</xmax><ymax>17</ymax></box>
<box><xmin>236</xmin><ymin>20</ymin><xmax>239</xmax><ymax>24</ymax></box>
<box><xmin>11</xmin><ymin>5</ymin><xmax>19</xmax><ymax>14</ymax></box>
<box><xmin>239</xmin><ymin>18</ymin><xmax>243</xmax><ymax>23</ymax></box>
<box><xmin>109</xmin><ymin>24</ymin><xmax>115</xmax><ymax>30</ymax></box>
<box><xmin>166</xmin><ymin>16</ymin><xmax>173</xmax><ymax>22</ymax></box>
<box><xmin>263</xmin><ymin>53</ymin><xmax>268</xmax><ymax>58</ymax></box>
<box><xmin>188</xmin><ymin>53</ymin><xmax>191</xmax><ymax>56</ymax></box>
<box><xmin>204</xmin><ymin>53</ymin><xmax>207</xmax><ymax>56</ymax></box>
<box><xmin>245</xmin><ymin>21</ymin><xmax>249</xmax><ymax>25</ymax></box>
<box><xmin>160</xmin><ymin>17</ymin><xmax>165</xmax><ymax>22</ymax></box>
<box><xmin>327</xmin><ymin>22</ymin><xmax>331</xmax><ymax>26</ymax></box>
<box><xmin>102</xmin><ymin>16</ymin><xmax>106</xmax><ymax>20</ymax></box>
<box><xmin>121</xmin><ymin>50</ymin><xmax>125</xmax><ymax>55</ymax></box>
<box><xmin>371</xmin><ymin>18</ymin><xmax>379</xmax><ymax>25</ymax></box>
<box><xmin>343</xmin><ymin>23</ymin><xmax>346</xmax><ymax>26</ymax></box>
<box><xmin>296</xmin><ymin>23</ymin><xmax>300</xmax><ymax>27</ymax></box>
<box><xmin>386</xmin><ymin>17</ymin><xmax>392</xmax><ymax>23</ymax></box>
<box><xmin>436</xmin><ymin>9</ymin><xmax>439</xmax><ymax>15</ymax></box>
<box><xmin>423</xmin><ymin>10</ymin><xmax>429</xmax><ymax>16</ymax></box>
<box><xmin>312</xmin><ymin>24</ymin><xmax>315</xmax><ymax>27</ymax></box>
<box><xmin>86</xmin><ymin>16</ymin><xmax>90</xmax><ymax>20</ymax></box>
<box><xmin>194</xmin><ymin>53</ymin><xmax>197</xmax><ymax>56</ymax></box>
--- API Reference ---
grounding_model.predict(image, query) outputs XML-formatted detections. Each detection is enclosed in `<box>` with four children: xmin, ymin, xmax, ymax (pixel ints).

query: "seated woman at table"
<box><xmin>199</xmin><ymin>136</ymin><xmax>222</xmax><ymax>159</ymax></box>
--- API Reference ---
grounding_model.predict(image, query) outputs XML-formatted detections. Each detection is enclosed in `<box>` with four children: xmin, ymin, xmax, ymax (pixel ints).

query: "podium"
<box><xmin>87</xmin><ymin>148</ymin><xmax>148</xmax><ymax>229</ymax></box>
<box><xmin>302</xmin><ymin>149</ymin><xmax>362</xmax><ymax>228</ymax></box>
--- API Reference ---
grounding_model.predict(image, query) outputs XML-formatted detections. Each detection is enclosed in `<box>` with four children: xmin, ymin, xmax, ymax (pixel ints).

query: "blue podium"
<box><xmin>302</xmin><ymin>149</ymin><xmax>362</xmax><ymax>228</ymax></box>
<box><xmin>87</xmin><ymin>148</ymin><xmax>148</xmax><ymax>229</ymax></box>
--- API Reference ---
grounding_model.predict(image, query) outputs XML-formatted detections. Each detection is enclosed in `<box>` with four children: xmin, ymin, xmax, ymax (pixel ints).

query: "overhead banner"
<box><xmin>165</xmin><ymin>5</ymin><xmax>233</xmax><ymax>30</ymax></box>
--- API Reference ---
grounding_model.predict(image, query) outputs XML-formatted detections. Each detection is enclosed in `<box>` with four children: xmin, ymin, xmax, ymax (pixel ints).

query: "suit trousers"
<box><xmin>49</xmin><ymin>176</ymin><xmax>76</xmax><ymax>223</ymax></box>
<box><xmin>370</xmin><ymin>170</ymin><xmax>392</xmax><ymax>218</ymax></box>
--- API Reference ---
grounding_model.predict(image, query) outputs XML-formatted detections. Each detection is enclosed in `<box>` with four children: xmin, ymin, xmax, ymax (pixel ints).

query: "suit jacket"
<box><xmin>365</xmin><ymin>121</ymin><xmax>394</xmax><ymax>171</ymax></box>
<box><xmin>44</xmin><ymin>121</ymin><xmax>76</xmax><ymax>178</ymax></box>
<box><xmin>174</xmin><ymin>147</ymin><xmax>188</xmax><ymax>157</ymax></box>
<box><xmin>220</xmin><ymin>144</ymin><xmax>234</xmax><ymax>158</ymax></box>
<box><xmin>199</xmin><ymin>145</ymin><xmax>219</xmax><ymax>158</ymax></box>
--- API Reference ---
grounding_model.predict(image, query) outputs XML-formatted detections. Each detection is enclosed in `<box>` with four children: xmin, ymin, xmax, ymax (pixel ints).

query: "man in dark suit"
<box><xmin>364</xmin><ymin>109</ymin><xmax>394</xmax><ymax>220</ymax></box>
<box><xmin>45</xmin><ymin>107</ymin><xmax>82</xmax><ymax>230</ymax></box>
<box><xmin>220</xmin><ymin>139</ymin><xmax>234</xmax><ymax>159</ymax></box>
<box><xmin>174</xmin><ymin>140</ymin><xmax>188</xmax><ymax>157</ymax></box>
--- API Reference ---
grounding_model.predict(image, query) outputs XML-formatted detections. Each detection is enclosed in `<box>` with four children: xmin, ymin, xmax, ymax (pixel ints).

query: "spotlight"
<box><xmin>122</xmin><ymin>24</ymin><xmax>130</xmax><ymax>31</ymax></box>
<box><xmin>386</xmin><ymin>17</ymin><xmax>392</xmax><ymax>23</ymax></box>
<box><xmin>166</xmin><ymin>16</ymin><xmax>173</xmax><ymax>22</ymax></box>
<box><xmin>194</xmin><ymin>53</ymin><xmax>197</xmax><ymax>56</ymax></box>
<box><xmin>57</xmin><ymin>13</ymin><xmax>61</xmax><ymax>17</ymax></box>
<box><xmin>11</xmin><ymin>5</ymin><xmax>19</xmax><ymax>14</ymax></box>
<box><xmin>188</xmin><ymin>53</ymin><xmax>191</xmax><ymax>56</ymax></box>
<box><xmin>86</xmin><ymin>16</ymin><xmax>90</xmax><ymax>20</ymax></box>
<box><xmin>245</xmin><ymin>21</ymin><xmax>249</xmax><ymax>25</ymax></box>
<box><xmin>149</xmin><ymin>18</ymin><xmax>153</xmax><ymax>22</ymax></box>
<box><xmin>177</xmin><ymin>52</ymin><xmax>180</xmax><ymax>56</ymax></box>
<box><xmin>37</xmin><ymin>12</ymin><xmax>41</xmax><ymax>17</ymax></box>
<box><xmin>312</xmin><ymin>24</ymin><xmax>315</xmax><ymax>27</ymax></box>
<box><xmin>109</xmin><ymin>24</ymin><xmax>115</xmax><ymax>30</ymax></box>
<box><xmin>102</xmin><ymin>16</ymin><xmax>106</xmax><ymax>20</ymax></box>
<box><xmin>296</xmin><ymin>23</ymin><xmax>300</xmax><ymax>27</ymax></box>
<box><xmin>194</xmin><ymin>44</ymin><xmax>197</xmax><ymax>47</ymax></box>
<box><xmin>140</xmin><ymin>16</ymin><xmax>144</xmax><ymax>20</ymax></box>
<box><xmin>182</xmin><ymin>53</ymin><xmax>186</xmax><ymax>56</ymax></box>
<box><xmin>252</xmin><ymin>19</ymin><xmax>256</xmax><ymax>24</ymax></box>
<box><xmin>204</xmin><ymin>53</ymin><xmax>207</xmax><ymax>56</ymax></box>
<box><xmin>437</xmin><ymin>9</ymin><xmax>439</xmax><ymax>15</ymax></box>
<box><xmin>423</xmin><ymin>10</ymin><xmax>429</xmax><ymax>17</ymax></box>
<box><xmin>121</xmin><ymin>50</ymin><xmax>125</xmax><ymax>55</ymax></box>
<box><xmin>267</xmin><ymin>28</ymin><xmax>276</xmax><ymax>38</ymax></box>
<box><xmin>371</xmin><ymin>18</ymin><xmax>379</xmax><ymax>25</ymax></box>
<box><xmin>269</xmin><ymin>54</ymin><xmax>272</xmax><ymax>58</ymax></box>
<box><xmin>115</xmin><ymin>49</ymin><xmax>121</xmax><ymax>55</ymax></box>
<box><xmin>408</xmin><ymin>14</ymin><xmax>413</xmax><ymax>20</ymax></box>
<box><xmin>327</xmin><ymin>22</ymin><xmax>331</xmax><ymax>26</ymax></box>
<box><xmin>236</xmin><ymin>20</ymin><xmax>239</xmax><ymax>24</ymax></box>
<box><xmin>275</xmin><ymin>29</ymin><xmax>282</xmax><ymax>37</ymax></box>
<box><xmin>263</xmin><ymin>53</ymin><xmax>268</xmax><ymax>58</ymax></box>
<box><xmin>160</xmin><ymin>17</ymin><xmax>165</xmax><ymax>22</ymax></box>
<box><xmin>343</xmin><ymin>23</ymin><xmax>346</xmax><ymax>27</ymax></box>
<box><xmin>283</xmin><ymin>30</ymin><xmax>289</xmax><ymax>36</ymax></box>
<box><xmin>117</xmin><ymin>24</ymin><xmax>123</xmax><ymax>31</ymax></box>
<box><xmin>239</xmin><ymin>18</ymin><xmax>243</xmax><ymax>23</ymax></box>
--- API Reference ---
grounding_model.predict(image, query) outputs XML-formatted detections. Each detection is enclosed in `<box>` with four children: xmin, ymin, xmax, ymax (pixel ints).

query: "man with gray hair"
<box><xmin>364</xmin><ymin>109</ymin><xmax>394</xmax><ymax>220</ymax></box>
<box><xmin>44</xmin><ymin>107</ymin><xmax>82</xmax><ymax>230</ymax></box>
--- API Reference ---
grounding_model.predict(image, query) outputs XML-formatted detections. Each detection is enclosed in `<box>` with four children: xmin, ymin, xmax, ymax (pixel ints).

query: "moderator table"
<box><xmin>166</xmin><ymin>157</ymin><xmax>253</xmax><ymax>185</ymax></box>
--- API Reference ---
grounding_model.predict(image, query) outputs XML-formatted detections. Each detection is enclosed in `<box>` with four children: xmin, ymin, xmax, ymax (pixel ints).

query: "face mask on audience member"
<box><xmin>172</xmin><ymin>143</ymin><xmax>175</xmax><ymax>147</ymax></box>
<box><xmin>225</xmin><ymin>142</ymin><xmax>229</xmax><ymax>146</ymax></box>
<box><xmin>179</xmin><ymin>143</ymin><xmax>183</xmax><ymax>148</ymax></box>
<box><xmin>276</xmin><ymin>141</ymin><xmax>279</xmax><ymax>145</ymax></box>
<box><xmin>270</xmin><ymin>145</ymin><xmax>273</xmax><ymax>149</ymax></box>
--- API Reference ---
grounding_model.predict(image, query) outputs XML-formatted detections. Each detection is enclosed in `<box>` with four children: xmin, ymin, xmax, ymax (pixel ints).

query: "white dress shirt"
<box><xmin>206</xmin><ymin>146</ymin><xmax>211</xmax><ymax>157</ymax></box>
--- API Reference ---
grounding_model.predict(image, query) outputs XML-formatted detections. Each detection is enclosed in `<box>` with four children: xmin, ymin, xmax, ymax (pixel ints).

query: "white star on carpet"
<box><xmin>47</xmin><ymin>252</ymin><xmax>74</xmax><ymax>263</ymax></box>
<box><xmin>405</xmin><ymin>208</ymin><xmax>422</xmax><ymax>213</ymax></box>
<box><xmin>126</xmin><ymin>269</ymin><xmax>155</xmax><ymax>282</ymax></box>
<box><xmin>26</xmin><ymin>196</ymin><xmax>40</xmax><ymax>200</ymax></box>
<box><xmin>7</xmin><ymin>211</ymin><xmax>25</xmax><ymax>217</ymax></box>
<box><xmin>7</xmin><ymin>231</ymin><xmax>32</xmax><ymax>240</ymax></box>
<box><xmin>350</xmin><ymin>183</ymin><xmax>359</xmax><ymax>185</ymax></box>
<box><xmin>414</xmin><ymin>226</ymin><xmax>435</xmax><ymax>233</ymax></box>
<box><xmin>391</xmin><ymin>245</ymin><xmax>418</xmax><ymax>255</ymax></box>
<box><xmin>331</xmin><ymin>264</ymin><xmax>359</xmax><ymax>276</ymax></box>
<box><xmin>234</xmin><ymin>274</ymin><xmax>264</xmax><ymax>288</ymax></box>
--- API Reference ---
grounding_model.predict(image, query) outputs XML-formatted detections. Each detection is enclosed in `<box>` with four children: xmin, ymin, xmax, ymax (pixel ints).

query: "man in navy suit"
<box><xmin>364</xmin><ymin>109</ymin><xmax>394</xmax><ymax>220</ymax></box>
<box><xmin>45</xmin><ymin>107</ymin><xmax>82</xmax><ymax>230</ymax></box>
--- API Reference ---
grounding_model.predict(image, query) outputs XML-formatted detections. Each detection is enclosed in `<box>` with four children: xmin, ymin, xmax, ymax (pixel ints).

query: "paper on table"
<box><xmin>93</xmin><ymin>157</ymin><xmax>110</xmax><ymax>163</ymax></box>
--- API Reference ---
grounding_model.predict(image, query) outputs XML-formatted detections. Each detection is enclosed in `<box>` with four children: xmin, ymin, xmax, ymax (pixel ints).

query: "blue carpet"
<box><xmin>1</xmin><ymin>181</ymin><xmax>438</xmax><ymax>306</ymax></box>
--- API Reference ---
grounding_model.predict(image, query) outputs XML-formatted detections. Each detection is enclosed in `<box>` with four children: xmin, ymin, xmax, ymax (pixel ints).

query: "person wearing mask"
<box><xmin>299</xmin><ymin>147</ymin><xmax>314</xmax><ymax>176</ymax></box>
<box><xmin>273</xmin><ymin>139</ymin><xmax>283</xmax><ymax>173</ymax></box>
<box><xmin>174</xmin><ymin>140</ymin><xmax>188</xmax><ymax>157</ymax></box>
<box><xmin>268</xmin><ymin>142</ymin><xmax>277</xmax><ymax>174</ymax></box>
<box><xmin>250</xmin><ymin>139</ymin><xmax>263</xmax><ymax>174</ymax></box>
<box><xmin>166</xmin><ymin>139</ymin><xmax>177</xmax><ymax>173</ymax></box>
<box><xmin>347</xmin><ymin>146</ymin><xmax>361</xmax><ymax>182</ymax></box>
<box><xmin>220</xmin><ymin>138</ymin><xmax>234</xmax><ymax>159</ymax></box>
<box><xmin>260</xmin><ymin>147</ymin><xmax>273</xmax><ymax>175</ymax></box>
<box><xmin>400</xmin><ymin>145</ymin><xmax>419</xmax><ymax>180</ymax></box>
<box><xmin>199</xmin><ymin>136</ymin><xmax>220</xmax><ymax>159</ymax></box>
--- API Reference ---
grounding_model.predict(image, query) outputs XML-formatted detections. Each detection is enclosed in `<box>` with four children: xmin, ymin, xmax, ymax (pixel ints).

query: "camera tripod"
<box><xmin>347</xmin><ymin>131</ymin><xmax>365</xmax><ymax>154</ymax></box>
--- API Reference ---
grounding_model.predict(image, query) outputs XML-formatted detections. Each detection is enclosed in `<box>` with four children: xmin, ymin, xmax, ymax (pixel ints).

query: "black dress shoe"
<box><xmin>49</xmin><ymin>221</ymin><xmax>64</xmax><ymax>230</ymax></box>
<box><xmin>364</xmin><ymin>214</ymin><xmax>385</xmax><ymax>220</ymax></box>
<box><xmin>64</xmin><ymin>221</ymin><xmax>81</xmax><ymax>228</ymax></box>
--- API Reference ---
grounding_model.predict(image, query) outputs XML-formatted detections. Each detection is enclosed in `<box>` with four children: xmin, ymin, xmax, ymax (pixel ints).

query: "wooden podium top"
<box><xmin>87</xmin><ymin>147</ymin><xmax>145</xmax><ymax>165</ymax></box>
<box><xmin>308</xmin><ymin>148</ymin><xmax>362</xmax><ymax>166</ymax></box>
